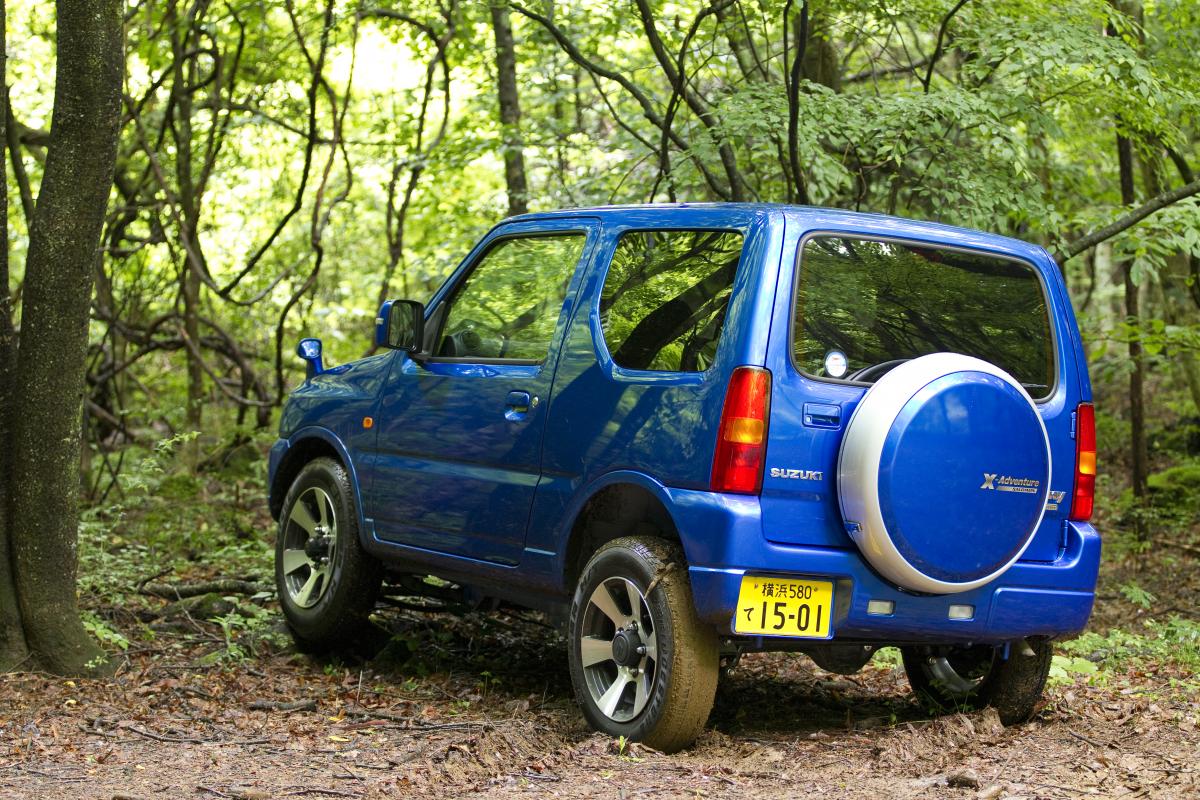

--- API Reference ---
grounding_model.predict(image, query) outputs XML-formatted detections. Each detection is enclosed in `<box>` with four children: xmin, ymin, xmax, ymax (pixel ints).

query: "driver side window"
<box><xmin>438</xmin><ymin>233</ymin><xmax>586</xmax><ymax>361</ymax></box>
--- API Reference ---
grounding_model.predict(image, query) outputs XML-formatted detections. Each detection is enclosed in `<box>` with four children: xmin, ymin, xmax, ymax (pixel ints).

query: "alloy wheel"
<box><xmin>281</xmin><ymin>486</ymin><xmax>338</xmax><ymax>608</ymax></box>
<box><xmin>579</xmin><ymin>577</ymin><xmax>658</xmax><ymax>722</ymax></box>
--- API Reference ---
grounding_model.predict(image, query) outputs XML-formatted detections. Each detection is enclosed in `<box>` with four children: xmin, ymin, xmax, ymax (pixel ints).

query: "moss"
<box><xmin>1147</xmin><ymin>461</ymin><xmax>1200</xmax><ymax>504</ymax></box>
<box><xmin>158</xmin><ymin>472</ymin><xmax>202</xmax><ymax>501</ymax></box>
<box><xmin>162</xmin><ymin>593</ymin><xmax>237</xmax><ymax>620</ymax></box>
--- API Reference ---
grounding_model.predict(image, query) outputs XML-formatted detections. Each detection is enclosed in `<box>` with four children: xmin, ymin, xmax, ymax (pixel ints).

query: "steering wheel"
<box><xmin>442</xmin><ymin>326</ymin><xmax>484</xmax><ymax>357</ymax></box>
<box><xmin>845</xmin><ymin>358</ymin><xmax>910</xmax><ymax>382</ymax></box>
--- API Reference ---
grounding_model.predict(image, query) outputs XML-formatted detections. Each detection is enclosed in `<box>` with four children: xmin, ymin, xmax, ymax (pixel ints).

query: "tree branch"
<box><xmin>512</xmin><ymin>1</ymin><xmax>732</xmax><ymax>200</ymax></box>
<box><xmin>1058</xmin><ymin>177</ymin><xmax>1200</xmax><ymax>263</ymax></box>
<box><xmin>633</xmin><ymin>0</ymin><xmax>746</xmax><ymax>200</ymax></box>
<box><xmin>5</xmin><ymin>98</ymin><xmax>35</xmax><ymax>225</ymax></box>
<box><xmin>846</xmin><ymin>56</ymin><xmax>930</xmax><ymax>84</ymax></box>
<box><xmin>785</xmin><ymin>1</ymin><xmax>810</xmax><ymax>204</ymax></box>
<box><xmin>922</xmin><ymin>0</ymin><xmax>970</xmax><ymax>93</ymax></box>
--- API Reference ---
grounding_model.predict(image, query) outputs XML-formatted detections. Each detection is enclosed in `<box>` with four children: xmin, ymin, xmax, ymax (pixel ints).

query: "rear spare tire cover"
<box><xmin>838</xmin><ymin>353</ymin><xmax>1050</xmax><ymax>594</ymax></box>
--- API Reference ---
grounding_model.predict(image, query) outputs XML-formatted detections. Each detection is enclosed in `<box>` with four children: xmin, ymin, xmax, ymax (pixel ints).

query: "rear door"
<box><xmin>368</xmin><ymin>218</ymin><xmax>601</xmax><ymax>565</ymax></box>
<box><xmin>761</xmin><ymin>225</ymin><xmax>1076</xmax><ymax>562</ymax></box>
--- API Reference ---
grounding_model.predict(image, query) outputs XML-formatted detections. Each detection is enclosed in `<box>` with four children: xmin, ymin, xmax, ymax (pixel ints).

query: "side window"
<box><xmin>438</xmin><ymin>234</ymin><xmax>586</xmax><ymax>361</ymax></box>
<box><xmin>599</xmin><ymin>229</ymin><xmax>744</xmax><ymax>372</ymax></box>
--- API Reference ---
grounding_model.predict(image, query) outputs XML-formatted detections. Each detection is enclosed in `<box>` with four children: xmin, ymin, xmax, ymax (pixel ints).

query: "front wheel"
<box><xmin>567</xmin><ymin>537</ymin><xmax>718</xmax><ymax>753</ymax></box>
<box><xmin>275</xmin><ymin>457</ymin><xmax>382</xmax><ymax>650</ymax></box>
<box><xmin>900</xmin><ymin>639</ymin><xmax>1053</xmax><ymax>724</ymax></box>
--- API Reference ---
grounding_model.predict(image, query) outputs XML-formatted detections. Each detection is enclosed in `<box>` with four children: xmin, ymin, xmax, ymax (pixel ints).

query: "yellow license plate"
<box><xmin>733</xmin><ymin>576</ymin><xmax>833</xmax><ymax>638</ymax></box>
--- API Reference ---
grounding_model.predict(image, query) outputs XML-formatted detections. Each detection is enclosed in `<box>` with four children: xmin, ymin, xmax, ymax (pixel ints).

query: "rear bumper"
<box><xmin>667</xmin><ymin>488</ymin><xmax>1101</xmax><ymax>644</ymax></box>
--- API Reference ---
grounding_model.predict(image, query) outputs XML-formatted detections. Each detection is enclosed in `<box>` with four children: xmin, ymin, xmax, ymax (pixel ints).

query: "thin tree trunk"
<box><xmin>173</xmin><ymin>11</ymin><xmax>205</xmax><ymax>463</ymax></box>
<box><xmin>183</xmin><ymin>264</ymin><xmax>204</xmax><ymax>433</ymax></box>
<box><xmin>1116</xmin><ymin>132</ymin><xmax>1149</xmax><ymax>519</ymax></box>
<box><xmin>490</xmin><ymin>2</ymin><xmax>528</xmax><ymax>217</ymax></box>
<box><xmin>7</xmin><ymin>0</ymin><xmax>124</xmax><ymax>675</ymax></box>
<box><xmin>0</xmin><ymin>0</ymin><xmax>31</xmax><ymax>670</ymax></box>
<box><xmin>1156</xmin><ymin>256</ymin><xmax>1200</xmax><ymax>414</ymax></box>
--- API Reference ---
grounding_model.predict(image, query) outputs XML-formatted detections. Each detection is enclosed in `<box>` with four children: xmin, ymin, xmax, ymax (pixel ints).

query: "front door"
<box><xmin>368</xmin><ymin>219</ymin><xmax>600</xmax><ymax>565</ymax></box>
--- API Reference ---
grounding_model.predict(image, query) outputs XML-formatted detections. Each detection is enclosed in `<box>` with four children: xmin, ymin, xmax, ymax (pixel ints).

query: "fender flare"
<box><xmin>274</xmin><ymin>426</ymin><xmax>372</xmax><ymax>543</ymax></box>
<box><xmin>551</xmin><ymin>469</ymin><xmax>688</xmax><ymax>588</ymax></box>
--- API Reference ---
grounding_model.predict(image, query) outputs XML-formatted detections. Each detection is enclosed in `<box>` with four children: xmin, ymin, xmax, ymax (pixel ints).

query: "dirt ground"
<box><xmin>3</xmin><ymin>593</ymin><xmax>1198</xmax><ymax>800</ymax></box>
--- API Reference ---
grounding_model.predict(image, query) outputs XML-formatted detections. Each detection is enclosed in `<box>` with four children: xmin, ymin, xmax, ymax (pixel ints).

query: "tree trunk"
<box><xmin>490</xmin><ymin>2</ymin><xmax>528</xmax><ymax>217</ymax></box>
<box><xmin>1156</xmin><ymin>255</ymin><xmax>1200</xmax><ymax>414</ymax></box>
<box><xmin>183</xmin><ymin>264</ymin><xmax>204</xmax><ymax>432</ymax></box>
<box><xmin>172</xmin><ymin>11</ymin><xmax>205</xmax><ymax>464</ymax></box>
<box><xmin>1116</xmin><ymin>132</ymin><xmax>1149</xmax><ymax>517</ymax></box>
<box><xmin>801</xmin><ymin>12</ymin><xmax>841</xmax><ymax>92</ymax></box>
<box><xmin>6</xmin><ymin>0</ymin><xmax>124</xmax><ymax>675</ymax></box>
<box><xmin>0</xmin><ymin>0</ymin><xmax>31</xmax><ymax>671</ymax></box>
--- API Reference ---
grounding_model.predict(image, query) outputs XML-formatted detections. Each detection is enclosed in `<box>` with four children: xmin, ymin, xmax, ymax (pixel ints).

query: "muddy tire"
<box><xmin>275</xmin><ymin>457</ymin><xmax>382</xmax><ymax>650</ymax></box>
<box><xmin>901</xmin><ymin>639</ymin><xmax>1053</xmax><ymax>724</ymax></box>
<box><xmin>567</xmin><ymin>537</ymin><xmax>718</xmax><ymax>753</ymax></box>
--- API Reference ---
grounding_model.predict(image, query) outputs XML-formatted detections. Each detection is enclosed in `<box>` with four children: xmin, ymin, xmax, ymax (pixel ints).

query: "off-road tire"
<box><xmin>276</xmin><ymin>457</ymin><xmax>383</xmax><ymax>650</ymax></box>
<box><xmin>901</xmin><ymin>639</ymin><xmax>1053</xmax><ymax>724</ymax></box>
<box><xmin>567</xmin><ymin>537</ymin><xmax>718</xmax><ymax>753</ymax></box>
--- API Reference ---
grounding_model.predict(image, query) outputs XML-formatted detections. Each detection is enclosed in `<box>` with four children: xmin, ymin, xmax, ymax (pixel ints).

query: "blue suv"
<box><xmin>268</xmin><ymin>204</ymin><xmax>1100</xmax><ymax>752</ymax></box>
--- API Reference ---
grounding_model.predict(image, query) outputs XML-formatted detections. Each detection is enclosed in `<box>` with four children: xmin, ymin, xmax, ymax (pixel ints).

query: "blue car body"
<box><xmin>268</xmin><ymin>204</ymin><xmax>1099</xmax><ymax>649</ymax></box>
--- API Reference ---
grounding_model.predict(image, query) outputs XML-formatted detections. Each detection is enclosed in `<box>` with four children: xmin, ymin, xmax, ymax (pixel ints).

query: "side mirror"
<box><xmin>297</xmin><ymin>337</ymin><xmax>324</xmax><ymax>380</ymax></box>
<box><xmin>376</xmin><ymin>299</ymin><xmax>425</xmax><ymax>353</ymax></box>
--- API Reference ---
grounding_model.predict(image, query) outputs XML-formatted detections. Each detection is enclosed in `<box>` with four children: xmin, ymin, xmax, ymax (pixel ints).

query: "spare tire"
<box><xmin>838</xmin><ymin>353</ymin><xmax>1050</xmax><ymax>594</ymax></box>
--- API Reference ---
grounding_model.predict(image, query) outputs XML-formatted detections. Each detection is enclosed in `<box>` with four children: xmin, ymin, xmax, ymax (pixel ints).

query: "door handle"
<box><xmin>803</xmin><ymin>402</ymin><xmax>841</xmax><ymax>429</ymax></box>
<box><xmin>505</xmin><ymin>390</ymin><xmax>534</xmax><ymax>420</ymax></box>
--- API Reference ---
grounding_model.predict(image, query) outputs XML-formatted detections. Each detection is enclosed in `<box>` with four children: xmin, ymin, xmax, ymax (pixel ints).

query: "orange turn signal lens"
<box><xmin>723</xmin><ymin>417</ymin><xmax>764</xmax><ymax>445</ymax></box>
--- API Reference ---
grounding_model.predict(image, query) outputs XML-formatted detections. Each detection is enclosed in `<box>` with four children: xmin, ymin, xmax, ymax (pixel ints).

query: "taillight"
<box><xmin>711</xmin><ymin>367</ymin><xmax>771</xmax><ymax>494</ymax></box>
<box><xmin>1069</xmin><ymin>402</ymin><xmax>1096</xmax><ymax>522</ymax></box>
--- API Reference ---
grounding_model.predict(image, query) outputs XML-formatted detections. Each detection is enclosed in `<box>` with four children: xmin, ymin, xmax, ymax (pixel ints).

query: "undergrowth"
<box><xmin>78</xmin><ymin>432</ymin><xmax>273</xmax><ymax>605</ymax></box>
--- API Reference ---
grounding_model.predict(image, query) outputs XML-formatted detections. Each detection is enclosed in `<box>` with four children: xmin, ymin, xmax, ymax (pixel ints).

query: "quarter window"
<box><xmin>792</xmin><ymin>236</ymin><xmax>1054</xmax><ymax>397</ymax></box>
<box><xmin>438</xmin><ymin>234</ymin><xmax>586</xmax><ymax>361</ymax></box>
<box><xmin>600</xmin><ymin>229</ymin><xmax>744</xmax><ymax>372</ymax></box>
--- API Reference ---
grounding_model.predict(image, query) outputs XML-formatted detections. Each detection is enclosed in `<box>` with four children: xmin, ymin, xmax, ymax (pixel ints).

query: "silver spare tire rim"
<box><xmin>579</xmin><ymin>577</ymin><xmax>658</xmax><ymax>722</ymax></box>
<box><xmin>281</xmin><ymin>486</ymin><xmax>338</xmax><ymax>608</ymax></box>
<box><xmin>837</xmin><ymin>352</ymin><xmax>1051</xmax><ymax>594</ymax></box>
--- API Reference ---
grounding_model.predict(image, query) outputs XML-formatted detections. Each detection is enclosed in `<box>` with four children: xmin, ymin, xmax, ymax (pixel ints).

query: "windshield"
<box><xmin>792</xmin><ymin>236</ymin><xmax>1054</xmax><ymax>398</ymax></box>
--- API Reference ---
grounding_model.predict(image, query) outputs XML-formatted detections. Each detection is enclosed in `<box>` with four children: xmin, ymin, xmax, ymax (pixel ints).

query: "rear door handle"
<box><xmin>803</xmin><ymin>402</ymin><xmax>841</xmax><ymax>429</ymax></box>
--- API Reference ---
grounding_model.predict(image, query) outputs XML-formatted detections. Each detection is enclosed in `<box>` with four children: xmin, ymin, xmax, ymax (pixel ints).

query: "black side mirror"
<box><xmin>376</xmin><ymin>299</ymin><xmax>425</xmax><ymax>352</ymax></box>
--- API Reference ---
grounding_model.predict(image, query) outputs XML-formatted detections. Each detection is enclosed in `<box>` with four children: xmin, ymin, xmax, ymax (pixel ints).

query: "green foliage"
<box><xmin>205</xmin><ymin>600</ymin><xmax>284</xmax><ymax>664</ymax></box>
<box><xmin>1063</xmin><ymin>617</ymin><xmax>1200</xmax><ymax>679</ymax></box>
<box><xmin>3</xmin><ymin>0</ymin><xmax>1194</xmax><ymax>478</ymax></box>
<box><xmin>871</xmin><ymin>646</ymin><xmax>903</xmax><ymax>668</ymax></box>
<box><xmin>78</xmin><ymin>434</ymin><xmax>272</xmax><ymax>604</ymax></box>
<box><xmin>80</xmin><ymin>611</ymin><xmax>131</xmax><ymax>654</ymax></box>
<box><xmin>1047</xmin><ymin>654</ymin><xmax>1099</xmax><ymax>687</ymax></box>
<box><xmin>1119</xmin><ymin>581</ymin><xmax>1157</xmax><ymax>610</ymax></box>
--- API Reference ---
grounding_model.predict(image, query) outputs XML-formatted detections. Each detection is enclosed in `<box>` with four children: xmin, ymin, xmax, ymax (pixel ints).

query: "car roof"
<box><xmin>504</xmin><ymin>203</ymin><xmax>1049</xmax><ymax>264</ymax></box>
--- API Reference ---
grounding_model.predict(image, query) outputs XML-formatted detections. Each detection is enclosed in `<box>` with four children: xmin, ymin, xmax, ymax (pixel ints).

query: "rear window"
<box><xmin>793</xmin><ymin>236</ymin><xmax>1054</xmax><ymax>398</ymax></box>
<box><xmin>600</xmin><ymin>229</ymin><xmax>744</xmax><ymax>372</ymax></box>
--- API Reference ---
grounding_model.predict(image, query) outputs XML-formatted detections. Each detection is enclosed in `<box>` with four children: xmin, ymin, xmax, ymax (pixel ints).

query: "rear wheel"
<box><xmin>275</xmin><ymin>457</ymin><xmax>382</xmax><ymax>650</ymax></box>
<box><xmin>900</xmin><ymin>639</ymin><xmax>1053</xmax><ymax>724</ymax></box>
<box><xmin>567</xmin><ymin>537</ymin><xmax>718</xmax><ymax>753</ymax></box>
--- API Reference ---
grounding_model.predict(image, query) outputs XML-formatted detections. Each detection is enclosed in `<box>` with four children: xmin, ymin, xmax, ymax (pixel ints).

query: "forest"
<box><xmin>1</xmin><ymin>0</ymin><xmax>1199</xmax><ymax>797</ymax></box>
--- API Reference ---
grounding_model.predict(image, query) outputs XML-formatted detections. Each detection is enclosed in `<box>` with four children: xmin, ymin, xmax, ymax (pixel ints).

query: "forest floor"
<box><xmin>3</xmin><ymin>583</ymin><xmax>1199</xmax><ymax>800</ymax></box>
<box><xmin>3</xmin><ymin>464</ymin><xmax>1200</xmax><ymax>800</ymax></box>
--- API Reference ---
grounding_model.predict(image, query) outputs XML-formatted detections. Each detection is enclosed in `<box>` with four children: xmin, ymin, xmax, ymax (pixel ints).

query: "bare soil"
<box><xmin>3</xmin><ymin>594</ymin><xmax>1198</xmax><ymax>800</ymax></box>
